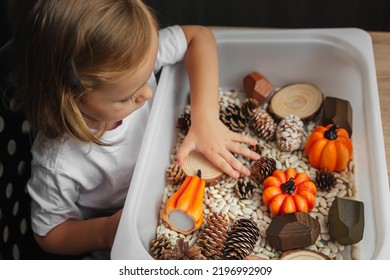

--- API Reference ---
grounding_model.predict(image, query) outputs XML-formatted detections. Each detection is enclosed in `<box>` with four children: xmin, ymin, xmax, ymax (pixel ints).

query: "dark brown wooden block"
<box><xmin>243</xmin><ymin>72</ymin><xmax>274</xmax><ymax>105</ymax></box>
<box><xmin>321</xmin><ymin>96</ymin><xmax>353</xmax><ymax>137</ymax></box>
<box><xmin>266</xmin><ymin>212</ymin><xmax>320</xmax><ymax>251</ymax></box>
<box><xmin>328</xmin><ymin>197</ymin><xmax>364</xmax><ymax>245</ymax></box>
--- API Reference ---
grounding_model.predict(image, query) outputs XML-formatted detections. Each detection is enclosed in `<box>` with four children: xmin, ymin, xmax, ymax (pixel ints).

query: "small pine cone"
<box><xmin>316</xmin><ymin>170</ymin><xmax>336</xmax><ymax>191</ymax></box>
<box><xmin>249</xmin><ymin>108</ymin><xmax>276</xmax><ymax>140</ymax></box>
<box><xmin>249</xmin><ymin>143</ymin><xmax>263</xmax><ymax>157</ymax></box>
<box><xmin>241</xmin><ymin>98</ymin><xmax>259</xmax><ymax>120</ymax></box>
<box><xmin>197</xmin><ymin>212</ymin><xmax>229</xmax><ymax>260</ymax></box>
<box><xmin>176</xmin><ymin>112</ymin><xmax>191</xmax><ymax>135</ymax></box>
<box><xmin>276</xmin><ymin>115</ymin><xmax>304</xmax><ymax>152</ymax></box>
<box><xmin>223</xmin><ymin>219</ymin><xmax>260</xmax><ymax>260</ymax></box>
<box><xmin>220</xmin><ymin>103</ymin><xmax>247</xmax><ymax>133</ymax></box>
<box><xmin>164</xmin><ymin>238</ymin><xmax>206</xmax><ymax>260</ymax></box>
<box><xmin>235</xmin><ymin>177</ymin><xmax>257</xmax><ymax>199</ymax></box>
<box><xmin>166</xmin><ymin>163</ymin><xmax>186</xmax><ymax>185</ymax></box>
<box><xmin>150</xmin><ymin>235</ymin><xmax>172</xmax><ymax>260</ymax></box>
<box><xmin>250</xmin><ymin>157</ymin><xmax>276</xmax><ymax>183</ymax></box>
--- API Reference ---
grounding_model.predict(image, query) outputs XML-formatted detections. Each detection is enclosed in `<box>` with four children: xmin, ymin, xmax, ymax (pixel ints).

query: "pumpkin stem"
<box><xmin>281</xmin><ymin>178</ymin><xmax>296</xmax><ymax>194</ymax></box>
<box><xmin>324</xmin><ymin>124</ymin><xmax>338</xmax><ymax>140</ymax></box>
<box><xmin>197</xmin><ymin>169</ymin><xmax>202</xmax><ymax>178</ymax></box>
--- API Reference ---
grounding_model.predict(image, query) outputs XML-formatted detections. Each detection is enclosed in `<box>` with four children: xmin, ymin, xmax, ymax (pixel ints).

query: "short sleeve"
<box><xmin>27</xmin><ymin>166</ymin><xmax>82</xmax><ymax>236</ymax></box>
<box><xmin>154</xmin><ymin>25</ymin><xmax>187</xmax><ymax>73</ymax></box>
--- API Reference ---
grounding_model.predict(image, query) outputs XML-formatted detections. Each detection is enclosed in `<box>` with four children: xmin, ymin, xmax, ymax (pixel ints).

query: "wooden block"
<box><xmin>328</xmin><ymin>197</ymin><xmax>364</xmax><ymax>245</ymax></box>
<box><xmin>266</xmin><ymin>212</ymin><xmax>320</xmax><ymax>251</ymax></box>
<box><xmin>322</xmin><ymin>96</ymin><xmax>353</xmax><ymax>137</ymax></box>
<box><xmin>243</xmin><ymin>72</ymin><xmax>274</xmax><ymax>104</ymax></box>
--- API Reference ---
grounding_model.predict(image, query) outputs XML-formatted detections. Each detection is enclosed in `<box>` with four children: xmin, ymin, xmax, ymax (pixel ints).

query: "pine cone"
<box><xmin>276</xmin><ymin>115</ymin><xmax>304</xmax><ymax>152</ymax></box>
<box><xmin>166</xmin><ymin>163</ymin><xmax>186</xmax><ymax>185</ymax></box>
<box><xmin>250</xmin><ymin>157</ymin><xmax>276</xmax><ymax>183</ymax></box>
<box><xmin>249</xmin><ymin>108</ymin><xmax>276</xmax><ymax>140</ymax></box>
<box><xmin>197</xmin><ymin>212</ymin><xmax>229</xmax><ymax>260</ymax></box>
<box><xmin>223</xmin><ymin>219</ymin><xmax>260</xmax><ymax>260</ymax></box>
<box><xmin>241</xmin><ymin>98</ymin><xmax>259</xmax><ymax>120</ymax></box>
<box><xmin>177</xmin><ymin>112</ymin><xmax>191</xmax><ymax>135</ymax></box>
<box><xmin>316</xmin><ymin>170</ymin><xmax>336</xmax><ymax>191</ymax></box>
<box><xmin>235</xmin><ymin>177</ymin><xmax>257</xmax><ymax>199</ymax></box>
<box><xmin>164</xmin><ymin>238</ymin><xmax>206</xmax><ymax>260</ymax></box>
<box><xmin>220</xmin><ymin>103</ymin><xmax>247</xmax><ymax>133</ymax></box>
<box><xmin>249</xmin><ymin>143</ymin><xmax>263</xmax><ymax>156</ymax></box>
<box><xmin>150</xmin><ymin>235</ymin><xmax>172</xmax><ymax>260</ymax></box>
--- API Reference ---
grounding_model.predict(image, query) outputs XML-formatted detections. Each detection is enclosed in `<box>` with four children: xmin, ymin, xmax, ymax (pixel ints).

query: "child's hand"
<box><xmin>176</xmin><ymin>117</ymin><xmax>260</xmax><ymax>179</ymax></box>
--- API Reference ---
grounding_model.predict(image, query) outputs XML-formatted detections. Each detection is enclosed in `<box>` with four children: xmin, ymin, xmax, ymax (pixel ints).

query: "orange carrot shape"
<box><xmin>161</xmin><ymin>170</ymin><xmax>206</xmax><ymax>235</ymax></box>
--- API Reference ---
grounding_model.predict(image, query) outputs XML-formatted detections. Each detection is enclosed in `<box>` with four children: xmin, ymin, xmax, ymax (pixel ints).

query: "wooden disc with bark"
<box><xmin>268</xmin><ymin>83</ymin><xmax>323</xmax><ymax>121</ymax></box>
<box><xmin>182</xmin><ymin>151</ymin><xmax>223</xmax><ymax>183</ymax></box>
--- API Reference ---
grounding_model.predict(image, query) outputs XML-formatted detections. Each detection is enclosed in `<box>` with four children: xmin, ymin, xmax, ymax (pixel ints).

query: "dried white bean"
<box><xmin>337</xmin><ymin>189</ymin><xmax>347</xmax><ymax>197</ymax></box>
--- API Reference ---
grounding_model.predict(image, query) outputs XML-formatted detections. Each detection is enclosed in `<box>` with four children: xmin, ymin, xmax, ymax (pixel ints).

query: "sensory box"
<box><xmin>111</xmin><ymin>28</ymin><xmax>390</xmax><ymax>260</ymax></box>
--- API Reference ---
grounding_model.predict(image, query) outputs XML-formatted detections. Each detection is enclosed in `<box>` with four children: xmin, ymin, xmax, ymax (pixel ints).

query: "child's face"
<box><xmin>77</xmin><ymin>31</ymin><xmax>158</xmax><ymax>130</ymax></box>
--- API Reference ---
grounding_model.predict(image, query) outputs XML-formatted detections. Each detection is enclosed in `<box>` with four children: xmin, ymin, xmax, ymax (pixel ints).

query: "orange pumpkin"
<box><xmin>262</xmin><ymin>168</ymin><xmax>317</xmax><ymax>216</ymax></box>
<box><xmin>305</xmin><ymin>124</ymin><xmax>353</xmax><ymax>172</ymax></box>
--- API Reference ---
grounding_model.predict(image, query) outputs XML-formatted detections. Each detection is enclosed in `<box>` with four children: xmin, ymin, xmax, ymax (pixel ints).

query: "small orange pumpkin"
<box><xmin>305</xmin><ymin>124</ymin><xmax>353</xmax><ymax>172</ymax></box>
<box><xmin>262</xmin><ymin>168</ymin><xmax>317</xmax><ymax>216</ymax></box>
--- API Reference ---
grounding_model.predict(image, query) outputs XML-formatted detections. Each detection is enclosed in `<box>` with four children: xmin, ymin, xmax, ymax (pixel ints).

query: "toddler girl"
<box><xmin>9</xmin><ymin>0</ymin><xmax>259</xmax><ymax>257</ymax></box>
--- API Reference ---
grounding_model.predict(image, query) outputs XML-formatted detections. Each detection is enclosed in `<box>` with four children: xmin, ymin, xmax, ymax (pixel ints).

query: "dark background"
<box><xmin>144</xmin><ymin>0</ymin><xmax>390</xmax><ymax>31</ymax></box>
<box><xmin>2</xmin><ymin>0</ymin><xmax>390</xmax><ymax>47</ymax></box>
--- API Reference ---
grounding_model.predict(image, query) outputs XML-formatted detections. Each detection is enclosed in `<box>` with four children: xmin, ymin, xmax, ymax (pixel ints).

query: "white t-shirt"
<box><xmin>28</xmin><ymin>25</ymin><xmax>187</xmax><ymax>236</ymax></box>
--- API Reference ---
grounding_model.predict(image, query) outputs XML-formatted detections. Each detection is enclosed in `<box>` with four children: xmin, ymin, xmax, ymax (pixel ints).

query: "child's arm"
<box><xmin>34</xmin><ymin>209</ymin><xmax>122</xmax><ymax>255</ymax></box>
<box><xmin>176</xmin><ymin>26</ymin><xmax>260</xmax><ymax>179</ymax></box>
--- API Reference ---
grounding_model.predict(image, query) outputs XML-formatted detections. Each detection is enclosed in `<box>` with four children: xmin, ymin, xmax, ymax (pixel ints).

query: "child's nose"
<box><xmin>135</xmin><ymin>84</ymin><xmax>153</xmax><ymax>103</ymax></box>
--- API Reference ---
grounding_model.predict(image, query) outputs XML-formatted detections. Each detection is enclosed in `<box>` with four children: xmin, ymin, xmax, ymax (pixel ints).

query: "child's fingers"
<box><xmin>176</xmin><ymin>141</ymin><xmax>195</xmax><ymax>166</ymax></box>
<box><xmin>231</xmin><ymin>132</ymin><xmax>258</xmax><ymax>146</ymax></box>
<box><xmin>204</xmin><ymin>149</ymin><xmax>250</xmax><ymax>178</ymax></box>
<box><xmin>228</xmin><ymin>142</ymin><xmax>260</xmax><ymax>160</ymax></box>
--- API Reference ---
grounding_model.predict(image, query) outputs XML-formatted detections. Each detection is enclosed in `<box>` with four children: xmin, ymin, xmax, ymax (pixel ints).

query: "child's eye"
<box><xmin>120</xmin><ymin>98</ymin><xmax>131</xmax><ymax>104</ymax></box>
<box><xmin>120</xmin><ymin>94</ymin><xmax>138</xmax><ymax>104</ymax></box>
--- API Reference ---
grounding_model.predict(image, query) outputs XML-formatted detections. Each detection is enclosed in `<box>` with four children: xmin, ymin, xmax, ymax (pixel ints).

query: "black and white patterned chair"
<box><xmin>0</xmin><ymin>40</ymin><xmax>90</xmax><ymax>260</ymax></box>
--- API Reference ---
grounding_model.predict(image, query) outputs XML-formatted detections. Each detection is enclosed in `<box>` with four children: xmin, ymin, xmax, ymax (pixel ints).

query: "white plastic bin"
<box><xmin>111</xmin><ymin>28</ymin><xmax>390</xmax><ymax>260</ymax></box>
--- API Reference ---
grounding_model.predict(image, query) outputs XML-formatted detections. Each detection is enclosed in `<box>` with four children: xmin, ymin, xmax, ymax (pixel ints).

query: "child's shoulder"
<box><xmin>31</xmin><ymin>135</ymin><xmax>85</xmax><ymax>171</ymax></box>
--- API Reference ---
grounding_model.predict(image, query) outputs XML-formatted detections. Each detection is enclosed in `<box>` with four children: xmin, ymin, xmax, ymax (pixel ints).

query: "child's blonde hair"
<box><xmin>10</xmin><ymin>0</ymin><xmax>157</xmax><ymax>145</ymax></box>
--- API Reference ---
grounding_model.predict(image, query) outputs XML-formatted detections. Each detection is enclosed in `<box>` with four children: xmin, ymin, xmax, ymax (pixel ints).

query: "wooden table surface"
<box><xmin>371</xmin><ymin>32</ymin><xmax>390</xmax><ymax>184</ymax></box>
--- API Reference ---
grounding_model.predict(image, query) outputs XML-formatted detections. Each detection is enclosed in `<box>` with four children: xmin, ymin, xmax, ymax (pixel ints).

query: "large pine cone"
<box><xmin>276</xmin><ymin>115</ymin><xmax>304</xmax><ymax>152</ymax></box>
<box><xmin>249</xmin><ymin>108</ymin><xmax>276</xmax><ymax>140</ymax></box>
<box><xmin>164</xmin><ymin>238</ymin><xmax>206</xmax><ymax>260</ymax></box>
<box><xmin>235</xmin><ymin>177</ymin><xmax>257</xmax><ymax>199</ymax></box>
<box><xmin>166</xmin><ymin>162</ymin><xmax>186</xmax><ymax>185</ymax></box>
<box><xmin>223</xmin><ymin>219</ymin><xmax>260</xmax><ymax>260</ymax></box>
<box><xmin>250</xmin><ymin>157</ymin><xmax>276</xmax><ymax>183</ymax></box>
<box><xmin>220</xmin><ymin>103</ymin><xmax>247</xmax><ymax>133</ymax></box>
<box><xmin>150</xmin><ymin>235</ymin><xmax>172</xmax><ymax>260</ymax></box>
<box><xmin>197</xmin><ymin>212</ymin><xmax>229</xmax><ymax>260</ymax></box>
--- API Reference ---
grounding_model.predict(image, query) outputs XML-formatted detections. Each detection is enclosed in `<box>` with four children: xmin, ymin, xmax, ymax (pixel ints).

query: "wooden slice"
<box><xmin>268</xmin><ymin>83</ymin><xmax>323</xmax><ymax>121</ymax></box>
<box><xmin>182</xmin><ymin>151</ymin><xmax>223</xmax><ymax>183</ymax></box>
<box><xmin>280</xmin><ymin>249</ymin><xmax>330</xmax><ymax>260</ymax></box>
